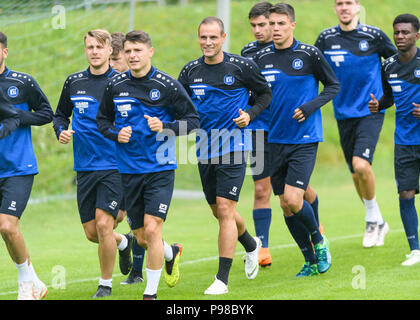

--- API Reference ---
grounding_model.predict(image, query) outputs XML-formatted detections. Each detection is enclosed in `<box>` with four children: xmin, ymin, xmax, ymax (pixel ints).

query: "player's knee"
<box><xmin>283</xmin><ymin>196</ymin><xmax>302</xmax><ymax>213</ymax></box>
<box><xmin>352</xmin><ymin>158</ymin><xmax>371</xmax><ymax>177</ymax></box>
<box><xmin>254</xmin><ymin>183</ymin><xmax>270</xmax><ymax>204</ymax></box>
<box><xmin>0</xmin><ymin>219</ymin><xmax>17</xmax><ymax>239</ymax></box>
<box><xmin>399</xmin><ymin>190</ymin><xmax>416</xmax><ymax>199</ymax></box>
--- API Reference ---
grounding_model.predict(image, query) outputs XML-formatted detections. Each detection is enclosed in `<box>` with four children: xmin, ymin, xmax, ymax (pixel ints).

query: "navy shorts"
<box><xmin>198</xmin><ymin>151</ymin><xmax>248</xmax><ymax>205</ymax></box>
<box><xmin>121</xmin><ymin>170</ymin><xmax>175</xmax><ymax>230</ymax></box>
<box><xmin>0</xmin><ymin>175</ymin><xmax>34</xmax><ymax>219</ymax></box>
<box><xmin>269</xmin><ymin>143</ymin><xmax>318</xmax><ymax>196</ymax></box>
<box><xmin>337</xmin><ymin>113</ymin><xmax>384</xmax><ymax>173</ymax></box>
<box><xmin>76</xmin><ymin>170</ymin><xmax>123</xmax><ymax>224</ymax></box>
<box><xmin>250</xmin><ymin>130</ymin><xmax>270</xmax><ymax>181</ymax></box>
<box><xmin>395</xmin><ymin>144</ymin><xmax>420</xmax><ymax>194</ymax></box>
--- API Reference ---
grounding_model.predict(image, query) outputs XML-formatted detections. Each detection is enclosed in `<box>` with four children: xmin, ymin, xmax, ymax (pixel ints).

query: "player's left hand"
<box><xmin>293</xmin><ymin>108</ymin><xmax>306</xmax><ymax>123</ymax></box>
<box><xmin>144</xmin><ymin>115</ymin><xmax>163</xmax><ymax>133</ymax></box>
<box><xmin>413</xmin><ymin>103</ymin><xmax>420</xmax><ymax>120</ymax></box>
<box><xmin>233</xmin><ymin>109</ymin><xmax>250</xmax><ymax>128</ymax></box>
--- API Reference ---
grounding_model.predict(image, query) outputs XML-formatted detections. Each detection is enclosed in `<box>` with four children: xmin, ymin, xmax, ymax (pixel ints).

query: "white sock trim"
<box><xmin>144</xmin><ymin>268</ymin><xmax>162</xmax><ymax>296</ymax></box>
<box><xmin>163</xmin><ymin>241</ymin><xmax>173</xmax><ymax>261</ymax></box>
<box><xmin>99</xmin><ymin>278</ymin><xmax>112</xmax><ymax>288</ymax></box>
<box><xmin>117</xmin><ymin>234</ymin><xmax>128</xmax><ymax>251</ymax></box>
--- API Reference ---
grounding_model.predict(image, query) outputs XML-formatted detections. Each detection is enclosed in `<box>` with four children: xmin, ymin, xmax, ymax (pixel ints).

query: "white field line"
<box><xmin>0</xmin><ymin>228</ymin><xmax>405</xmax><ymax>297</ymax></box>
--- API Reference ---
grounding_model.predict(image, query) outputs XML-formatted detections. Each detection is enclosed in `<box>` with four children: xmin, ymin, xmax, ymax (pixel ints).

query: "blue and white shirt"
<box><xmin>315</xmin><ymin>23</ymin><xmax>396</xmax><ymax>120</ymax></box>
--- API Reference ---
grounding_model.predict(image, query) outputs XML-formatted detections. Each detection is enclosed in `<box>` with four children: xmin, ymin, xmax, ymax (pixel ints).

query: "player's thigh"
<box><xmin>284</xmin><ymin>143</ymin><xmax>318</xmax><ymax>194</ymax></box>
<box><xmin>143</xmin><ymin>170</ymin><xmax>175</xmax><ymax>223</ymax></box>
<box><xmin>337</xmin><ymin>118</ymin><xmax>357</xmax><ymax>172</ymax></box>
<box><xmin>215</xmin><ymin>152</ymin><xmax>247</xmax><ymax>203</ymax></box>
<box><xmin>353</xmin><ymin>113</ymin><xmax>385</xmax><ymax>165</ymax></box>
<box><xmin>0</xmin><ymin>175</ymin><xmax>34</xmax><ymax>220</ymax></box>
<box><xmin>269</xmin><ymin>143</ymin><xmax>288</xmax><ymax>196</ymax></box>
<box><xmin>95</xmin><ymin>170</ymin><xmax>123</xmax><ymax>221</ymax></box>
<box><xmin>394</xmin><ymin>144</ymin><xmax>420</xmax><ymax>195</ymax></box>
<box><xmin>198</xmin><ymin>161</ymin><xmax>217</xmax><ymax>205</ymax></box>
<box><xmin>121</xmin><ymin>173</ymin><xmax>146</xmax><ymax>231</ymax></box>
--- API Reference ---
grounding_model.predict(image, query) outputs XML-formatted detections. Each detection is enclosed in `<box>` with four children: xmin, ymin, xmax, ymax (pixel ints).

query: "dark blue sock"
<box><xmin>310</xmin><ymin>196</ymin><xmax>319</xmax><ymax>226</ymax></box>
<box><xmin>294</xmin><ymin>200</ymin><xmax>323</xmax><ymax>245</ymax></box>
<box><xmin>284</xmin><ymin>215</ymin><xmax>317</xmax><ymax>265</ymax></box>
<box><xmin>399</xmin><ymin>197</ymin><xmax>419</xmax><ymax>251</ymax></box>
<box><xmin>132</xmin><ymin>241</ymin><xmax>145</xmax><ymax>272</ymax></box>
<box><xmin>253</xmin><ymin>208</ymin><xmax>272</xmax><ymax>248</ymax></box>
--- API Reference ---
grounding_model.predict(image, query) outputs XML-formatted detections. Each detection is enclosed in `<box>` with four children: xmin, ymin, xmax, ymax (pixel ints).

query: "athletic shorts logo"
<box><xmin>8</xmin><ymin>201</ymin><xmax>17</xmax><ymax>211</ymax></box>
<box><xmin>224</xmin><ymin>75</ymin><xmax>235</xmax><ymax>85</ymax></box>
<box><xmin>158</xmin><ymin>203</ymin><xmax>168</xmax><ymax>214</ymax></box>
<box><xmin>359</xmin><ymin>40</ymin><xmax>369</xmax><ymax>52</ymax></box>
<box><xmin>7</xmin><ymin>86</ymin><xmax>19</xmax><ymax>98</ymax></box>
<box><xmin>292</xmin><ymin>59</ymin><xmax>303</xmax><ymax>70</ymax></box>
<box><xmin>414</xmin><ymin>68</ymin><xmax>420</xmax><ymax>78</ymax></box>
<box><xmin>150</xmin><ymin>89</ymin><xmax>161</xmax><ymax>101</ymax></box>
<box><xmin>362</xmin><ymin>148</ymin><xmax>370</xmax><ymax>158</ymax></box>
<box><xmin>109</xmin><ymin>201</ymin><xmax>118</xmax><ymax>211</ymax></box>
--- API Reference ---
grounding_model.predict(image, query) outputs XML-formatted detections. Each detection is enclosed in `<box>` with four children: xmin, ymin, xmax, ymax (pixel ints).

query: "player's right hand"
<box><xmin>59</xmin><ymin>130</ymin><xmax>75</xmax><ymax>144</ymax></box>
<box><xmin>118</xmin><ymin>126</ymin><xmax>132</xmax><ymax>143</ymax></box>
<box><xmin>368</xmin><ymin>93</ymin><xmax>379</xmax><ymax>113</ymax></box>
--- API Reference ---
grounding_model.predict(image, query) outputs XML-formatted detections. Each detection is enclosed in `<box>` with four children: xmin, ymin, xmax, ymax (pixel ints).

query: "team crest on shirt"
<box><xmin>359</xmin><ymin>40</ymin><xmax>369</xmax><ymax>52</ymax></box>
<box><xmin>224</xmin><ymin>74</ymin><xmax>235</xmax><ymax>85</ymax></box>
<box><xmin>414</xmin><ymin>68</ymin><xmax>420</xmax><ymax>78</ymax></box>
<box><xmin>7</xmin><ymin>86</ymin><xmax>19</xmax><ymax>98</ymax></box>
<box><xmin>292</xmin><ymin>59</ymin><xmax>304</xmax><ymax>70</ymax></box>
<box><xmin>150</xmin><ymin>89</ymin><xmax>161</xmax><ymax>101</ymax></box>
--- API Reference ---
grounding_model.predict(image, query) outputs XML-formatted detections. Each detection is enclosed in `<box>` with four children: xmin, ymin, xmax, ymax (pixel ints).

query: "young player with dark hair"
<box><xmin>369</xmin><ymin>14</ymin><xmax>420</xmax><ymax>266</ymax></box>
<box><xmin>178</xmin><ymin>16</ymin><xmax>272</xmax><ymax>295</ymax></box>
<box><xmin>109</xmin><ymin>31</ymin><xmax>146</xmax><ymax>286</ymax></box>
<box><xmin>53</xmin><ymin>29</ymin><xmax>133</xmax><ymax>298</ymax></box>
<box><xmin>253</xmin><ymin>3</ymin><xmax>339</xmax><ymax>276</ymax></box>
<box><xmin>97</xmin><ymin>30</ymin><xmax>200</xmax><ymax>300</ymax></box>
<box><xmin>0</xmin><ymin>31</ymin><xmax>53</xmax><ymax>299</ymax></box>
<box><xmin>315</xmin><ymin>0</ymin><xmax>396</xmax><ymax>248</ymax></box>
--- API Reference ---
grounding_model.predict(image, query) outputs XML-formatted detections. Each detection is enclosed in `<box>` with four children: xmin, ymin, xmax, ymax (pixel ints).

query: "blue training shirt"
<box><xmin>0</xmin><ymin>67</ymin><xmax>53</xmax><ymax>178</ymax></box>
<box><xmin>53</xmin><ymin>67</ymin><xmax>119</xmax><ymax>172</ymax></box>
<box><xmin>252</xmin><ymin>40</ymin><xmax>340</xmax><ymax>145</ymax></box>
<box><xmin>381</xmin><ymin>48</ymin><xmax>420</xmax><ymax>146</ymax></box>
<box><xmin>178</xmin><ymin>52</ymin><xmax>270</xmax><ymax>160</ymax></box>
<box><xmin>241</xmin><ymin>40</ymin><xmax>274</xmax><ymax>132</ymax></box>
<box><xmin>315</xmin><ymin>23</ymin><xmax>396</xmax><ymax>120</ymax></box>
<box><xmin>97</xmin><ymin>66</ymin><xmax>199</xmax><ymax>174</ymax></box>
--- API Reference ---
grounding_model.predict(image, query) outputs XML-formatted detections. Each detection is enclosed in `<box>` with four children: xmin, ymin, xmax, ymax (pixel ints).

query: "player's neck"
<box><xmin>398</xmin><ymin>46</ymin><xmax>418</xmax><ymax>63</ymax></box>
<box><xmin>89</xmin><ymin>64</ymin><xmax>109</xmax><ymax>76</ymax></box>
<box><xmin>204</xmin><ymin>51</ymin><xmax>224</xmax><ymax>65</ymax></box>
<box><xmin>339</xmin><ymin>18</ymin><xmax>359</xmax><ymax>32</ymax></box>
<box><xmin>130</xmin><ymin>64</ymin><xmax>152</xmax><ymax>78</ymax></box>
<box><xmin>274</xmin><ymin>36</ymin><xmax>294</xmax><ymax>50</ymax></box>
<box><xmin>0</xmin><ymin>63</ymin><xmax>5</xmax><ymax>75</ymax></box>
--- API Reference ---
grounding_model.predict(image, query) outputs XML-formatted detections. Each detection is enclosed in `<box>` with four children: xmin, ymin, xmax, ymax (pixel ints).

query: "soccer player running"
<box><xmin>315</xmin><ymin>0</ymin><xmax>396</xmax><ymax>248</ymax></box>
<box><xmin>368</xmin><ymin>14</ymin><xmax>420</xmax><ymax>266</ymax></box>
<box><xmin>109</xmin><ymin>31</ymin><xmax>146</xmax><ymax>286</ymax></box>
<box><xmin>178</xmin><ymin>17</ymin><xmax>272</xmax><ymax>295</ymax></box>
<box><xmin>53</xmin><ymin>29</ymin><xmax>133</xmax><ymax>298</ymax></box>
<box><xmin>97</xmin><ymin>30</ymin><xmax>199</xmax><ymax>300</ymax></box>
<box><xmin>0</xmin><ymin>32</ymin><xmax>53</xmax><ymax>299</ymax></box>
<box><xmin>241</xmin><ymin>1</ymin><xmax>324</xmax><ymax>269</ymax></box>
<box><xmin>253</xmin><ymin>3</ymin><xmax>339</xmax><ymax>277</ymax></box>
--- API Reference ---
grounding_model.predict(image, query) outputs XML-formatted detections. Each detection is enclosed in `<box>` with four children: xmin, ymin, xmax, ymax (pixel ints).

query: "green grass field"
<box><xmin>1</xmin><ymin>0</ymin><xmax>420</xmax><ymax>301</ymax></box>
<box><xmin>1</xmin><ymin>158</ymin><xmax>419</xmax><ymax>300</ymax></box>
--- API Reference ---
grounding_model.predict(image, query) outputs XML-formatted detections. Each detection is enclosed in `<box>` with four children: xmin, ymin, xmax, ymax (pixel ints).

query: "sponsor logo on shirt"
<box><xmin>117</xmin><ymin>104</ymin><xmax>131</xmax><ymax>117</ymax></box>
<box><xmin>75</xmin><ymin>101</ymin><xmax>89</xmax><ymax>114</ymax></box>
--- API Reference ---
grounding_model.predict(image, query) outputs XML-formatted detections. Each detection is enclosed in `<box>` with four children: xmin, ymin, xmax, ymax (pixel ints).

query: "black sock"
<box><xmin>216</xmin><ymin>257</ymin><xmax>233</xmax><ymax>285</ymax></box>
<box><xmin>238</xmin><ymin>229</ymin><xmax>257</xmax><ymax>252</ymax></box>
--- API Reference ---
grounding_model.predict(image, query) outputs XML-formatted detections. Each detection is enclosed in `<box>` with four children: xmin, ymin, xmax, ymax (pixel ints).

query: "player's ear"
<box><xmin>149</xmin><ymin>46</ymin><xmax>155</xmax><ymax>58</ymax></box>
